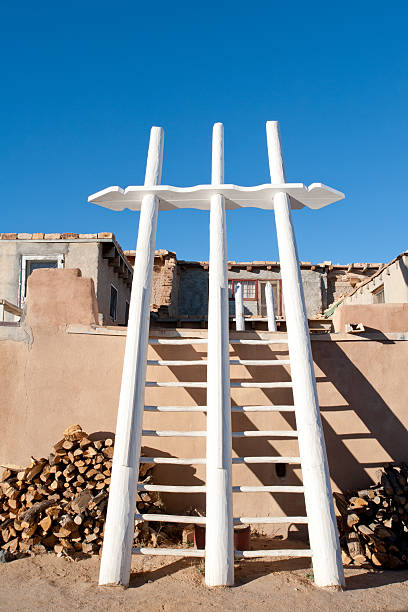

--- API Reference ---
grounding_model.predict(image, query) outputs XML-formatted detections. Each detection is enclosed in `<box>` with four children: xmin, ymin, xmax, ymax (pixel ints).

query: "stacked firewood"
<box><xmin>335</xmin><ymin>464</ymin><xmax>408</xmax><ymax>569</ymax></box>
<box><xmin>0</xmin><ymin>425</ymin><xmax>166</xmax><ymax>557</ymax></box>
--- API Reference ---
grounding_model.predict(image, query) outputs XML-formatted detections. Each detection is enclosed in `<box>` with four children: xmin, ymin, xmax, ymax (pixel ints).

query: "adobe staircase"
<box><xmin>89</xmin><ymin>121</ymin><xmax>345</xmax><ymax>589</ymax></box>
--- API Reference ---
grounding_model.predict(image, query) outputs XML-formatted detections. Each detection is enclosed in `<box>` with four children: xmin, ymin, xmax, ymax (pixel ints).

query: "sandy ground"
<box><xmin>1</xmin><ymin>548</ymin><xmax>408</xmax><ymax>612</ymax></box>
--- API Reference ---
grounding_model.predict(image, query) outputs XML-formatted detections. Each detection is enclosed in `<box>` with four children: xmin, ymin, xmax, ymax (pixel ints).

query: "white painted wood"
<box><xmin>133</xmin><ymin>548</ymin><xmax>205</xmax><ymax>557</ymax></box>
<box><xmin>149</xmin><ymin>338</ymin><xmax>208</xmax><ymax>345</ymax></box>
<box><xmin>205</xmin><ymin>122</ymin><xmax>234</xmax><ymax>587</ymax></box>
<box><xmin>234</xmin><ymin>282</ymin><xmax>245</xmax><ymax>331</ymax></box>
<box><xmin>232</xmin><ymin>430</ymin><xmax>297</xmax><ymax>438</ymax></box>
<box><xmin>142</xmin><ymin>430</ymin><xmax>206</xmax><ymax>437</ymax></box>
<box><xmin>231</xmin><ymin>405</ymin><xmax>295</xmax><ymax>412</ymax></box>
<box><xmin>230</xmin><ymin>359</ymin><xmax>290</xmax><ymax>365</ymax></box>
<box><xmin>230</xmin><ymin>381</ymin><xmax>292</xmax><ymax>388</ymax></box>
<box><xmin>144</xmin><ymin>405</ymin><xmax>207</xmax><ymax>412</ymax></box>
<box><xmin>266</xmin><ymin>121</ymin><xmax>344</xmax><ymax>588</ymax></box>
<box><xmin>98</xmin><ymin>126</ymin><xmax>164</xmax><ymax>588</ymax></box>
<box><xmin>89</xmin><ymin>182</ymin><xmax>344</xmax><ymax>211</ymax></box>
<box><xmin>0</xmin><ymin>304</ymin><xmax>3</xmax><ymax>322</ymax></box>
<box><xmin>143</xmin><ymin>404</ymin><xmax>295</xmax><ymax>412</ymax></box>
<box><xmin>135</xmin><ymin>514</ymin><xmax>206</xmax><ymax>524</ymax></box>
<box><xmin>229</xmin><ymin>339</ymin><xmax>288</xmax><ymax>344</ymax></box>
<box><xmin>234</xmin><ymin>516</ymin><xmax>308</xmax><ymax>524</ymax></box>
<box><xmin>235</xmin><ymin>549</ymin><xmax>312</xmax><ymax>558</ymax></box>
<box><xmin>147</xmin><ymin>360</ymin><xmax>207</xmax><ymax>366</ymax></box>
<box><xmin>138</xmin><ymin>484</ymin><xmax>206</xmax><ymax>493</ymax></box>
<box><xmin>265</xmin><ymin>281</ymin><xmax>277</xmax><ymax>332</ymax></box>
<box><xmin>232</xmin><ymin>485</ymin><xmax>304</xmax><ymax>493</ymax></box>
<box><xmin>145</xmin><ymin>381</ymin><xmax>207</xmax><ymax>387</ymax></box>
<box><xmin>140</xmin><ymin>457</ymin><xmax>207</xmax><ymax>464</ymax></box>
<box><xmin>233</xmin><ymin>456</ymin><xmax>301</xmax><ymax>463</ymax></box>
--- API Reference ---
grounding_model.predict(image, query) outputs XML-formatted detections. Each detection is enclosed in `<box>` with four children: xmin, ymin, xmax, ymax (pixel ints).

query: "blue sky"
<box><xmin>1</xmin><ymin>1</ymin><xmax>407</xmax><ymax>264</ymax></box>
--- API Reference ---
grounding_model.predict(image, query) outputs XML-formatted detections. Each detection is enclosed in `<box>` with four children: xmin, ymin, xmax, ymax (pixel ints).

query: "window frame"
<box><xmin>372</xmin><ymin>284</ymin><xmax>385</xmax><ymax>304</ymax></box>
<box><xmin>20</xmin><ymin>254</ymin><xmax>64</xmax><ymax>305</ymax></box>
<box><xmin>110</xmin><ymin>284</ymin><xmax>118</xmax><ymax>322</ymax></box>
<box><xmin>228</xmin><ymin>279</ymin><xmax>258</xmax><ymax>301</ymax></box>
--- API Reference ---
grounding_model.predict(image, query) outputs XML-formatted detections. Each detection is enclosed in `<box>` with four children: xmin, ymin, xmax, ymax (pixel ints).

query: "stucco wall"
<box><xmin>96</xmin><ymin>245</ymin><xmax>131</xmax><ymax>325</ymax></box>
<box><xmin>1</xmin><ymin>268</ymin><xmax>407</xmax><ymax>535</ymax></box>
<box><xmin>178</xmin><ymin>267</ymin><xmax>326</xmax><ymax>318</ymax></box>
<box><xmin>346</xmin><ymin>255</ymin><xmax>408</xmax><ymax>306</ymax></box>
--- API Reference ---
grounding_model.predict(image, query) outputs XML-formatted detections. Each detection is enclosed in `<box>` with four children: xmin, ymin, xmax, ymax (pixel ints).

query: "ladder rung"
<box><xmin>230</xmin><ymin>360</ymin><xmax>291</xmax><ymax>366</ymax></box>
<box><xmin>146</xmin><ymin>381</ymin><xmax>207</xmax><ymax>388</ymax></box>
<box><xmin>135</xmin><ymin>513</ymin><xmax>206</xmax><ymax>524</ymax></box>
<box><xmin>147</xmin><ymin>360</ymin><xmax>207</xmax><ymax>366</ymax></box>
<box><xmin>232</xmin><ymin>405</ymin><xmax>295</xmax><ymax>412</ymax></box>
<box><xmin>146</xmin><ymin>359</ymin><xmax>291</xmax><ymax>366</ymax></box>
<box><xmin>133</xmin><ymin>547</ymin><xmax>205</xmax><ymax>557</ymax></box>
<box><xmin>149</xmin><ymin>339</ymin><xmax>208</xmax><ymax>345</ymax></box>
<box><xmin>232</xmin><ymin>456</ymin><xmax>301</xmax><ymax>464</ymax></box>
<box><xmin>145</xmin><ymin>405</ymin><xmax>207</xmax><ymax>412</ymax></box>
<box><xmin>140</xmin><ymin>457</ymin><xmax>206</xmax><ymax>464</ymax></box>
<box><xmin>232</xmin><ymin>485</ymin><xmax>304</xmax><ymax>493</ymax></box>
<box><xmin>229</xmin><ymin>339</ymin><xmax>288</xmax><ymax>345</ymax></box>
<box><xmin>144</xmin><ymin>405</ymin><xmax>296</xmax><ymax>412</ymax></box>
<box><xmin>235</xmin><ymin>549</ymin><xmax>312</xmax><ymax>558</ymax></box>
<box><xmin>142</xmin><ymin>430</ymin><xmax>206</xmax><ymax>437</ymax></box>
<box><xmin>137</xmin><ymin>484</ymin><xmax>206</xmax><ymax>493</ymax></box>
<box><xmin>230</xmin><ymin>382</ymin><xmax>292</xmax><ymax>388</ymax></box>
<box><xmin>232</xmin><ymin>431</ymin><xmax>297</xmax><ymax>438</ymax></box>
<box><xmin>234</xmin><ymin>516</ymin><xmax>308</xmax><ymax>524</ymax></box>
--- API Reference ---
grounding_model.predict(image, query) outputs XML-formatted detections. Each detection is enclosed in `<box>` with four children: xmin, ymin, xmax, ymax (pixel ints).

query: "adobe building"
<box><xmin>125</xmin><ymin>249</ymin><xmax>382</xmax><ymax>323</ymax></box>
<box><xmin>0</xmin><ymin>232</ymin><xmax>132</xmax><ymax>325</ymax></box>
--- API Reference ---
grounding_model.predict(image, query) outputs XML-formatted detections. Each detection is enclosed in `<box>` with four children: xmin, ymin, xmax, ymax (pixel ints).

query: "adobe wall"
<box><xmin>1</xmin><ymin>268</ymin><xmax>407</xmax><ymax>536</ymax></box>
<box><xmin>333</xmin><ymin>303</ymin><xmax>408</xmax><ymax>333</ymax></box>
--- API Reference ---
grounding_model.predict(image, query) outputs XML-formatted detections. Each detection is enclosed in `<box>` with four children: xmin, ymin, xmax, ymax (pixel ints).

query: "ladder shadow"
<box><xmin>129</xmin><ymin>557</ymin><xmax>200</xmax><ymax>588</ymax></box>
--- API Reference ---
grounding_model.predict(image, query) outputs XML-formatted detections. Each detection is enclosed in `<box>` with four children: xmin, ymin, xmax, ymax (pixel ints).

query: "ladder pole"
<box><xmin>99</xmin><ymin>126</ymin><xmax>164</xmax><ymax>587</ymax></box>
<box><xmin>265</xmin><ymin>281</ymin><xmax>277</xmax><ymax>332</ymax></box>
<box><xmin>205</xmin><ymin>122</ymin><xmax>234</xmax><ymax>587</ymax></box>
<box><xmin>266</xmin><ymin>121</ymin><xmax>344</xmax><ymax>588</ymax></box>
<box><xmin>234</xmin><ymin>282</ymin><xmax>245</xmax><ymax>331</ymax></box>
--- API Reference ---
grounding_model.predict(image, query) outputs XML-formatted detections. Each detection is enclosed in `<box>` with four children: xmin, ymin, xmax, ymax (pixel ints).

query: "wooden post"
<box><xmin>99</xmin><ymin>126</ymin><xmax>164</xmax><ymax>587</ymax></box>
<box><xmin>265</xmin><ymin>281</ymin><xmax>277</xmax><ymax>332</ymax></box>
<box><xmin>234</xmin><ymin>282</ymin><xmax>244</xmax><ymax>331</ymax></box>
<box><xmin>266</xmin><ymin>121</ymin><xmax>344</xmax><ymax>588</ymax></box>
<box><xmin>205</xmin><ymin>122</ymin><xmax>234</xmax><ymax>587</ymax></box>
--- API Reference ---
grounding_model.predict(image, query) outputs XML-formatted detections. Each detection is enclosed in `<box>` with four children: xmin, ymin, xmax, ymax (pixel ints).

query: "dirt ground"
<box><xmin>1</xmin><ymin>548</ymin><xmax>408</xmax><ymax>612</ymax></box>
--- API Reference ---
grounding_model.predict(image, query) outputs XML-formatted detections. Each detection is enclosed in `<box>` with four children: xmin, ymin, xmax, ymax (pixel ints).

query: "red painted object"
<box><xmin>194</xmin><ymin>525</ymin><xmax>251</xmax><ymax>550</ymax></box>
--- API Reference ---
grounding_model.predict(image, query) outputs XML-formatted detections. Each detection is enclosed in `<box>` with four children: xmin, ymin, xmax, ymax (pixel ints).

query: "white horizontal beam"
<box><xmin>133</xmin><ymin>547</ymin><xmax>205</xmax><ymax>557</ymax></box>
<box><xmin>140</xmin><ymin>457</ymin><xmax>206</xmax><ymax>464</ymax></box>
<box><xmin>232</xmin><ymin>431</ymin><xmax>297</xmax><ymax>438</ymax></box>
<box><xmin>146</xmin><ymin>359</ymin><xmax>291</xmax><ymax>366</ymax></box>
<box><xmin>89</xmin><ymin>182</ymin><xmax>344</xmax><ymax>212</ymax></box>
<box><xmin>149</xmin><ymin>338</ymin><xmax>208</xmax><ymax>345</ymax></box>
<box><xmin>137</xmin><ymin>484</ymin><xmax>206</xmax><ymax>493</ymax></box>
<box><xmin>143</xmin><ymin>405</ymin><xmax>296</xmax><ymax>412</ymax></box>
<box><xmin>234</xmin><ymin>516</ymin><xmax>308</xmax><ymax>524</ymax></box>
<box><xmin>232</xmin><ymin>456</ymin><xmax>301</xmax><ymax>464</ymax></box>
<box><xmin>235</xmin><ymin>549</ymin><xmax>312</xmax><ymax>558</ymax></box>
<box><xmin>135</xmin><ymin>513</ymin><xmax>206</xmax><ymax>524</ymax></box>
<box><xmin>146</xmin><ymin>381</ymin><xmax>207</xmax><ymax>388</ymax></box>
<box><xmin>229</xmin><ymin>339</ymin><xmax>288</xmax><ymax>345</ymax></box>
<box><xmin>230</xmin><ymin>382</ymin><xmax>292</xmax><ymax>388</ymax></box>
<box><xmin>142</xmin><ymin>430</ymin><xmax>206</xmax><ymax>437</ymax></box>
<box><xmin>232</xmin><ymin>485</ymin><xmax>304</xmax><ymax>493</ymax></box>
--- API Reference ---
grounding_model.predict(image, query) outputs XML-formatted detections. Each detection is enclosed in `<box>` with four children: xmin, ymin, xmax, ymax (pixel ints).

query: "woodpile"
<box><xmin>0</xmin><ymin>425</ymin><xmax>169</xmax><ymax>557</ymax></box>
<box><xmin>335</xmin><ymin>464</ymin><xmax>408</xmax><ymax>569</ymax></box>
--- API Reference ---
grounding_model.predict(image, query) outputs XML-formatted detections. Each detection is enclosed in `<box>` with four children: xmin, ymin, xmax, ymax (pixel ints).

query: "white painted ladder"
<box><xmin>90</xmin><ymin>122</ymin><xmax>345</xmax><ymax>589</ymax></box>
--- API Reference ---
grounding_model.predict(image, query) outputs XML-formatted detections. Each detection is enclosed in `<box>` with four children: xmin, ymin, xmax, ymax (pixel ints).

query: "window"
<box><xmin>20</xmin><ymin>255</ymin><xmax>64</xmax><ymax>305</ymax></box>
<box><xmin>110</xmin><ymin>285</ymin><xmax>118</xmax><ymax>321</ymax></box>
<box><xmin>372</xmin><ymin>285</ymin><xmax>385</xmax><ymax>304</ymax></box>
<box><xmin>124</xmin><ymin>301</ymin><xmax>130</xmax><ymax>326</ymax></box>
<box><xmin>228</xmin><ymin>279</ymin><xmax>258</xmax><ymax>301</ymax></box>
